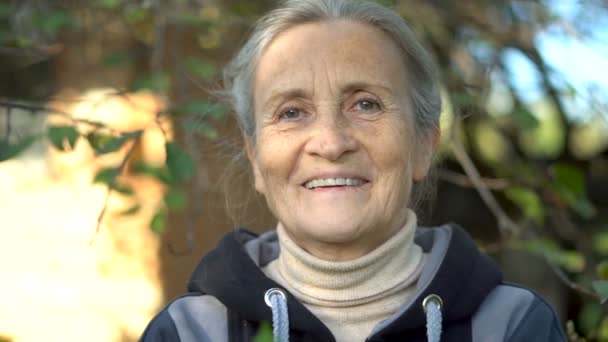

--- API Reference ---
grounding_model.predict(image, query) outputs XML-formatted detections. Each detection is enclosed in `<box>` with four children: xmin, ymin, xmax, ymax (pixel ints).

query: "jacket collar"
<box><xmin>187</xmin><ymin>224</ymin><xmax>502</xmax><ymax>341</ymax></box>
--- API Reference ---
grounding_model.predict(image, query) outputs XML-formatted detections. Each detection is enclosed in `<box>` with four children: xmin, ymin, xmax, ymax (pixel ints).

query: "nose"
<box><xmin>304</xmin><ymin>115</ymin><xmax>358</xmax><ymax>161</ymax></box>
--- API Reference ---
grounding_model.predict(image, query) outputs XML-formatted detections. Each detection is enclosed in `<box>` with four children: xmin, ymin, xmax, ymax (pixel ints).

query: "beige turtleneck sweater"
<box><xmin>262</xmin><ymin>209</ymin><xmax>425</xmax><ymax>342</ymax></box>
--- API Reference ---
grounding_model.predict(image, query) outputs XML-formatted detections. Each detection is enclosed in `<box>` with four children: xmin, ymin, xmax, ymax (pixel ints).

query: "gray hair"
<box><xmin>223</xmin><ymin>0</ymin><xmax>442</xmax><ymax>141</ymax></box>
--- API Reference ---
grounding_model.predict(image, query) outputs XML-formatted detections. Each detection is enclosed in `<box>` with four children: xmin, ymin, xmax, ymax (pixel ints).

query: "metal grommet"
<box><xmin>422</xmin><ymin>294</ymin><xmax>443</xmax><ymax>313</ymax></box>
<box><xmin>264</xmin><ymin>288</ymin><xmax>287</xmax><ymax>308</ymax></box>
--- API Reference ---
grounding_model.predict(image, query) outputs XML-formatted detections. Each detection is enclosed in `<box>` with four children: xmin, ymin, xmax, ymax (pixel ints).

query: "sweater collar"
<box><xmin>270</xmin><ymin>209</ymin><xmax>424</xmax><ymax>306</ymax></box>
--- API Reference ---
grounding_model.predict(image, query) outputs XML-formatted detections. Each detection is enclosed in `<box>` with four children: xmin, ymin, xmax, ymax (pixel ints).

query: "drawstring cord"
<box><xmin>423</xmin><ymin>294</ymin><xmax>443</xmax><ymax>342</ymax></box>
<box><xmin>265</xmin><ymin>288</ymin><xmax>290</xmax><ymax>342</ymax></box>
<box><xmin>264</xmin><ymin>287</ymin><xmax>441</xmax><ymax>342</ymax></box>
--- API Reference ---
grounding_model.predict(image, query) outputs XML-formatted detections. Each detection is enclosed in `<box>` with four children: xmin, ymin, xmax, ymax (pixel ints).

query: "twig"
<box><xmin>449</xmin><ymin>132</ymin><xmax>520</xmax><ymax>238</ymax></box>
<box><xmin>546</xmin><ymin>260</ymin><xmax>601</xmax><ymax>301</ymax></box>
<box><xmin>439</xmin><ymin>169</ymin><xmax>510</xmax><ymax>190</ymax></box>
<box><xmin>90</xmin><ymin>138</ymin><xmax>139</xmax><ymax>244</ymax></box>
<box><xmin>0</xmin><ymin>99</ymin><xmax>118</xmax><ymax>133</ymax></box>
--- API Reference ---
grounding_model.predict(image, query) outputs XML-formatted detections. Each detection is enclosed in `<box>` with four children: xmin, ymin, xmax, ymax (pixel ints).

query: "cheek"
<box><xmin>255</xmin><ymin>133</ymin><xmax>297</xmax><ymax>187</ymax></box>
<box><xmin>367</xmin><ymin>120</ymin><xmax>416</xmax><ymax>195</ymax></box>
<box><xmin>374</xmin><ymin>120</ymin><xmax>414</xmax><ymax>166</ymax></box>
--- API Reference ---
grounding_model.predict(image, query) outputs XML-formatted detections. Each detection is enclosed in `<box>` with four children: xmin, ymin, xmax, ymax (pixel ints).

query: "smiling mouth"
<box><xmin>303</xmin><ymin>177</ymin><xmax>368</xmax><ymax>190</ymax></box>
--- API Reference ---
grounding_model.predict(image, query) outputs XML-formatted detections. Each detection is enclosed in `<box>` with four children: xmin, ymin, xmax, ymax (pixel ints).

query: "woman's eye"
<box><xmin>278</xmin><ymin>108</ymin><xmax>303</xmax><ymax>121</ymax></box>
<box><xmin>354</xmin><ymin>99</ymin><xmax>381</xmax><ymax>113</ymax></box>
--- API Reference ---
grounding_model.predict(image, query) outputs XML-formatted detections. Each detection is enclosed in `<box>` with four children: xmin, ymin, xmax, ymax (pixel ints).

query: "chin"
<box><xmin>301</xmin><ymin>219</ymin><xmax>366</xmax><ymax>244</ymax></box>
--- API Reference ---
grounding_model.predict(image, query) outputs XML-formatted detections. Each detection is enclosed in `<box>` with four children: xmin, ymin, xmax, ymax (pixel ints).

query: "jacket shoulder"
<box><xmin>471</xmin><ymin>283</ymin><xmax>566</xmax><ymax>342</ymax></box>
<box><xmin>140</xmin><ymin>293</ymin><xmax>228</xmax><ymax>342</ymax></box>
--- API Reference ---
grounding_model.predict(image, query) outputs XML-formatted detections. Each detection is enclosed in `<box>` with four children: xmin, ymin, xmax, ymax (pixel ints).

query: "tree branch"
<box><xmin>90</xmin><ymin>138</ymin><xmax>139</xmax><ymax>244</ymax></box>
<box><xmin>439</xmin><ymin>169</ymin><xmax>510</xmax><ymax>190</ymax></box>
<box><xmin>449</xmin><ymin>126</ymin><xmax>520</xmax><ymax>238</ymax></box>
<box><xmin>0</xmin><ymin>99</ymin><xmax>119</xmax><ymax>133</ymax></box>
<box><xmin>546</xmin><ymin>260</ymin><xmax>601</xmax><ymax>301</ymax></box>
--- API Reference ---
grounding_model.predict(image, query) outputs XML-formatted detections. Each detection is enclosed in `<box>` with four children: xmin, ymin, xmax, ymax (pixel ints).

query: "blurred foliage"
<box><xmin>1</xmin><ymin>0</ymin><xmax>607</xmax><ymax>340</ymax></box>
<box><xmin>253</xmin><ymin>321</ymin><xmax>273</xmax><ymax>342</ymax></box>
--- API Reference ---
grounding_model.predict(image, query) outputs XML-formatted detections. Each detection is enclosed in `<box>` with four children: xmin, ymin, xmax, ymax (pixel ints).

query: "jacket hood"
<box><xmin>187</xmin><ymin>224</ymin><xmax>502</xmax><ymax>341</ymax></box>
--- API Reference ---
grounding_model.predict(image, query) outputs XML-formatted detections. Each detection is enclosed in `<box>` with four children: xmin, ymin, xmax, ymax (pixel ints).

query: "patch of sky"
<box><xmin>511</xmin><ymin>1</ymin><xmax>541</xmax><ymax>23</ymax></box>
<box><xmin>504</xmin><ymin>0</ymin><xmax>608</xmax><ymax>122</ymax></box>
<box><xmin>536</xmin><ymin>30</ymin><xmax>608</xmax><ymax>121</ymax></box>
<box><xmin>502</xmin><ymin>48</ymin><xmax>545</xmax><ymax>104</ymax></box>
<box><xmin>543</xmin><ymin>0</ymin><xmax>579</xmax><ymax>20</ymax></box>
<box><xmin>468</xmin><ymin>39</ymin><xmax>495</xmax><ymax>65</ymax></box>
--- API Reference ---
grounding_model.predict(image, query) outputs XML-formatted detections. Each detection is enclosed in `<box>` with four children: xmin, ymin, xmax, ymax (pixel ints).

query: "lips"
<box><xmin>303</xmin><ymin>177</ymin><xmax>369</xmax><ymax>189</ymax></box>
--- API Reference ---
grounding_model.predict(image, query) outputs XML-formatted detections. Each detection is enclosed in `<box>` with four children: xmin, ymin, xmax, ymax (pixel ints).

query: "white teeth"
<box><xmin>304</xmin><ymin>178</ymin><xmax>365</xmax><ymax>189</ymax></box>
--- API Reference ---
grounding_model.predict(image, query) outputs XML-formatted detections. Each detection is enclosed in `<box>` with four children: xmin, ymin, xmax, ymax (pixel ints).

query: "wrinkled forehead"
<box><xmin>254</xmin><ymin>20</ymin><xmax>410</xmax><ymax>102</ymax></box>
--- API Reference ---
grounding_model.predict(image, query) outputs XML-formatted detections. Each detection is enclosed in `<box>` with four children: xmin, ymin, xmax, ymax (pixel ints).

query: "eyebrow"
<box><xmin>262</xmin><ymin>88</ymin><xmax>310</xmax><ymax>112</ymax></box>
<box><xmin>339</xmin><ymin>81</ymin><xmax>394</xmax><ymax>97</ymax></box>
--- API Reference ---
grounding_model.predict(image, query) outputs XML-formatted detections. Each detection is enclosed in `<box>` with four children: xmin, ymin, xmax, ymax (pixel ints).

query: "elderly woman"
<box><xmin>141</xmin><ymin>0</ymin><xmax>565</xmax><ymax>341</ymax></box>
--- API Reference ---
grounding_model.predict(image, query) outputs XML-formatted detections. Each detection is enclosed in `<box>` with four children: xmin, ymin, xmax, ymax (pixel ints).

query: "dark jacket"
<box><xmin>140</xmin><ymin>224</ymin><xmax>567</xmax><ymax>341</ymax></box>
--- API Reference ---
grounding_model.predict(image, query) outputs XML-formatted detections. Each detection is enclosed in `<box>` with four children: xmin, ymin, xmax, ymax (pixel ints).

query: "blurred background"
<box><xmin>0</xmin><ymin>0</ymin><xmax>607</xmax><ymax>341</ymax></box>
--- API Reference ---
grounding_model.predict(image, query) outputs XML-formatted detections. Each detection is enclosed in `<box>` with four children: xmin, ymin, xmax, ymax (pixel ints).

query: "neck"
<box><xmin>283</xmin><ymin>210</ymin><xmax>409</xmax><ymax>262</ymax></box>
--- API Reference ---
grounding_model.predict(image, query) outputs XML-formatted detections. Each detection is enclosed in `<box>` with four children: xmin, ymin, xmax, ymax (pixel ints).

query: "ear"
<box><xmin>245</xmin><ymin>137</ymin><xmax>266</xmax><ymax>194</ymax></box>
<box><xmin>412</xmin><ymin>127</ymin><xmax>440</xmax><ymax>181</ymax></box>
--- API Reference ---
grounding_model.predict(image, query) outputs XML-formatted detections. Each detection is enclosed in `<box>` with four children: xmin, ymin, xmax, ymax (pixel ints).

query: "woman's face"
<box><xmin>249</xmin><ymin>20</ymin><xmax>437</xmax><ymax>261</ymax></box>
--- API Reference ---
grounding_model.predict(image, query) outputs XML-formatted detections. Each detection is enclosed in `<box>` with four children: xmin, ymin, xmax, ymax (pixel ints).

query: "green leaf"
<box><xmin>112</xmin><ymin>183</ymin><xmax>134</xmax><ymax>196</ymax></box>
<box><xmin>550</xmin><ymin>163</ymin><xmax>595</xmax><ymax>219</ymax></box>
<box><xmin>253</xmin><ymin>321</ymin><xmax>273</xmax><ymax>342</ymax></box>
<box><xmin>512</xmin><ymin>107</ymin><xmax>539</xmax><ymax>130</ymax></box>
<box><xmin>165</xmin><ymin>142</ymin><xmax>195</xmax><ymax>183</ymax></box>
<box><xmin>132</xmin><ymin>71</ymin><xmax>171</xmax><ymax>94</ymax></box>
<box><xmin>88</xmin><ymin>130</ymin><xmax>142</xmax><ymax>155</ymax></box>
<box><xmin>48</xmin><ymin>125</ymin><xmax>79</xmax><ymax>151</ymax></box>
<box><xmin>552</xmin><ymin>163</ymin><xmax>586</xmax><ymax>198</ymax></box>
<box><xmin>592</xmin><ymin>280</ymin><xmax>608</xmax><ymax>304</ymax></box>
<box><xmin>0</xmin><ymin>136</ymin><xmax>36</xmax><ymax>162</ymax></box>
<box><xmin>164</xmin><ymin>189</ymin><xmax>187</xmax><ymax>210</ymax></box>
<box><xmin>93</xmin><ymin>167</ymin><xmax>120</xmax><ymax>184</ymax></box>
<box><xmin>186</xmin><ymin>59</ymin><xmax>216</xmax><ymax>79</ymax></box>
<box><xmin>150</xmin><ymin>210</ymin><xmax>167</xmax><ymax>234</ymax></box>
<box><xmin>86</xmin><ymin>132</ymin><xmax>114</xmax><ymax>151</ymax></box>
<box><xmin>118</xmin><ymin>204</ymin><xmax>141</xmax><ymax>216</ymax></box>
<box><xmin>593</xmin><ymin>231</ymin><xmax>608</xmax><ymax>255</ymax></box>
<box><xmin>598</xmin><ymin>261</ymin><xmax>608</xmax><ymax>280</ymax></box>
<box><xmin>505</xmin><ymin>187</ymin><xmax>544</xmax><ymax>224</ymax></box>
<box><xmin>522</xmin><ymin>239</ymin><xmax>585</xmax><ymax>272</ymax></box>
<box><xmin>132</xmin><ymin>161</ymin><xmax>174</xmax><ymax>185</ymax></box>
